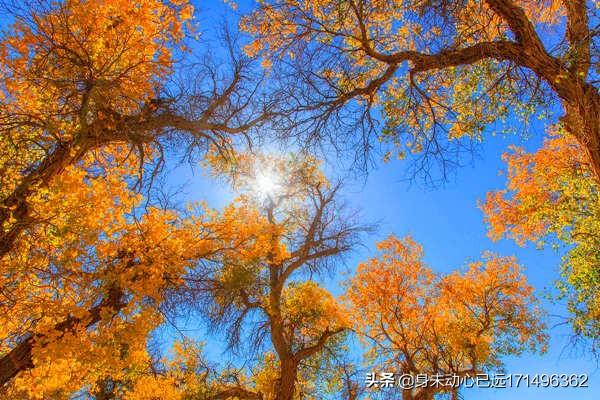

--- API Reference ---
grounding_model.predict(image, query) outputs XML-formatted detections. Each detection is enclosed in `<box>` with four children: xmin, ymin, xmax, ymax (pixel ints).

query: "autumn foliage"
<box><xmin>347</xmin><ymin>235</ymin><xmax>546</xmax><ymax>399</ymax></box>
<box><xmin>482</xmin><ymin>128</ymin><xmax>600</xmax><ymax>349</ymax></box>
<box><xmin>0</xmin><ymin>0</ymin><xmax>595</xmax><ymax>399</ymax></box>
<box><xmin>242</xmin><ymin>0</ymin><xmax>600</xmax><ymax>180</ymax></box>
<box><xmin>0</xmin><ymin>0</ymin><xmax>191</xmax><ymax>259</ymax></box>
<box><xmin>187</xmin><ymin>153</ymin><xmax>363</xmax><ymax>400</ymax></box>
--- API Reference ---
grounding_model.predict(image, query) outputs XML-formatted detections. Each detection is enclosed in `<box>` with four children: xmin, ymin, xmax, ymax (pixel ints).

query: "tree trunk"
<box><xmin>0</xmin><ymin>142</ymin><xmax>78</xmax><ymax>260</ymax></box>
<box><xmin>0</xmin><ymin>337</ymin><xmax>34</xmax><ymax>386</ymax></box>
<box><xmin>562</xmin><ymin>83</ymin><xmax>600</xmax><ymax>181</ymax></box>
<box><xmin>275</xmin><ymin>357</ymin><xmax>298</xmax><ymax>400</ymax></box>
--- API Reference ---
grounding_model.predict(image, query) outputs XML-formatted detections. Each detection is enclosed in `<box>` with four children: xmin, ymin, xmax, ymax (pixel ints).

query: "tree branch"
<box><xmin>0</xmin><ymin>285</ymin><xmax>126</xmax><ymax>387</ymax></box>
<box><xmin>294</xmin><ymin>327</ymin><xmax>345</xmax><ymax>361</ymax></box>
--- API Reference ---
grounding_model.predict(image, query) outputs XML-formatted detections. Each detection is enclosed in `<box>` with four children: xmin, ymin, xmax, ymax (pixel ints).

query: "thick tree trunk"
<box><xmin>0</xmin><ymin>142</ymin><xmax>79</xmax><ymax>260</ymax></box>
<box><xmin>482</xmin><ymin>1</ymin><xmax>600</xmax><ymax>181</ymax></box>
<box><xmin>275</xmin><ymin>357</ymin><xmax>298</xmax><ymax>400</ymax></box>
<box><xmin>562</xmin><ymin>84</ymin><xmax>600</xmax><ymax>181</ymax></box>
<box><xmin>0</xmin><ymin>337</ymin><xmax>34</xmax><ymax>386</ymax></box>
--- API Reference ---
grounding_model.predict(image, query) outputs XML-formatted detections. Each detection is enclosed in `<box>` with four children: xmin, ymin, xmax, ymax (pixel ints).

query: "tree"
<box><xmin>346</xmin><ymin>235</ymin><xmax>546</xmax><ymax>400</ymax></box>
<box><xmin>0</xmin><ymin>0</ymin><xmax>274</xmax><ymax>391</ymax></box>
<box><xmin>0</xmin><ymin>0</ymin><xmax>272</xmax><ymax>259</ymax></box>
<box><xmin>481</xmin><ymin>126</ymin><xmax>600</xmax><ymax>351</ymax></box>
<box><xmin>0</xmin><ymin>145</ymin><xmax>242</xmax><ymax>396</ymax></box>
<box><xmin>242</xmin><ymin>0</ymin><xmax>600</xmax><ymax>180</ymax></box>
<box><xmin>181</xmin><ymin>153</ymin><xmax>368</xmax><ymax>400</ymax></box>
<box><xmin>0</xmin><ymin>143</ymin><xmax>297</xmax><ymax>395</ymax></box>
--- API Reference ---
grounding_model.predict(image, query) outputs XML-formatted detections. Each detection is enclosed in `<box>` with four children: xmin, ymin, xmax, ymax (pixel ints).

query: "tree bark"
<box><xmin>483</xmin><ymin>0</ymin><xmax>600</xmax><ymax>181</ymax></box>
<box><xmin>561</xmin><ymin>86</ymin><xmax>600</xmax><ymax>180</ymax></box>
<box><xmin>275</xmin><ymin>357</ymin><xmax>299</xmax><ymax>400</ymax></box>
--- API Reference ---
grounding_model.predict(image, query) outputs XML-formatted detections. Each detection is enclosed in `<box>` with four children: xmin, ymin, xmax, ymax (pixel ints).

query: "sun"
<box><xmin>253</xmin><ymin>170</ymin><xmax>281</xmax><ymax>198</ymax></box>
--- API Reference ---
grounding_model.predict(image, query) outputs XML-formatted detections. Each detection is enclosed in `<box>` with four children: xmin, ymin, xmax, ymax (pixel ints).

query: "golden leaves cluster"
<box><xmin>346</xmin><ymin>235</ymin><xmax>546</xmax><ymax>376</ymax></box>
<box><xmin>482</xmin><ymin>127</ymin><xmax>600</xmax><ymax>346</ymax></box>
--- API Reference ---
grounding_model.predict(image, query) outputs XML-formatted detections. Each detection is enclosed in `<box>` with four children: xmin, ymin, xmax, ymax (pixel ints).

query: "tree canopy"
<box><xmin>242</xmin><ymin>0</ymin><xmax>600</xmax><ymax>180</ymax></box>
<box><xmin>347</xmin><ymin>235</ymin><xmax>546</xmax><ymax>399</ymax></box>
<box><xmin>482</xmin><ymin>126</ymin><xmax>600</xmax><ymax>351</ymax></box>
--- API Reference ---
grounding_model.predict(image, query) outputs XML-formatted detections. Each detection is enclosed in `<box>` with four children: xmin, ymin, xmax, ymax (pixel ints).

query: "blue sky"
<box><xmin>158</xmin><ymin>1</ymin><xmax>600</xmax><ymax>399</ymax></box>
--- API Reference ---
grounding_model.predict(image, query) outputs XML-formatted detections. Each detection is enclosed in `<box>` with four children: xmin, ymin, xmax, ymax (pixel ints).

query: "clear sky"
<box><xmin>156</xmin><ymin>1</ymin><xmax>600</xmax><ymax>399</ymax></box>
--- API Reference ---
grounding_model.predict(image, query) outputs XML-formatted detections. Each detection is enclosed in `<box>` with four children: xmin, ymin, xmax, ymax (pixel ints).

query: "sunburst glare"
<box><xmin>253</xmin><ymin>169</ymin><xmax>281</xmax><ymax>198</ymax></box>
